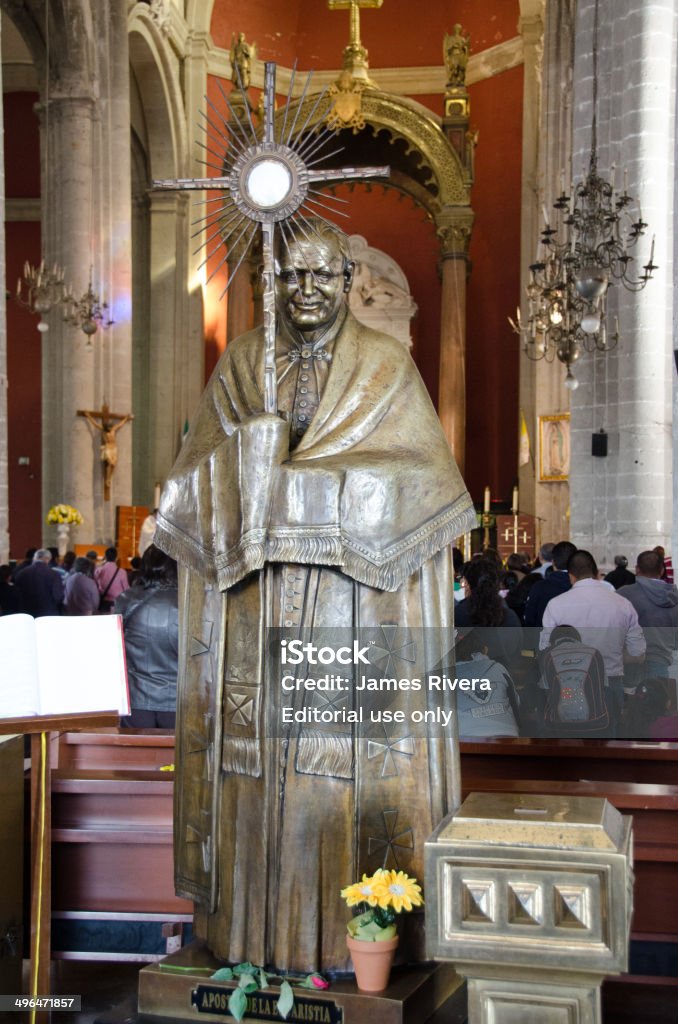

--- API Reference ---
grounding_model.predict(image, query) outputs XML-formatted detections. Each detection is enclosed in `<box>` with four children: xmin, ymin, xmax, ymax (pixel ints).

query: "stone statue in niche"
<box><xmin>230</xmin><ymin>32</ymin><xmax>255</xmax><ymax>90</ymax></box>
<box><xmin>155</xmin><ymin>218</ymin><xmax>474</xmax><ymax>974</ymax></box>
<box><xmin>348</xmin><ymin>234</ymin><xmax>418</xmax><ymax>348</ymax></box>
<box><xmin>444</xmin><ymin>23</ymin><xmax>471</xmax><ymax>88</ymax></box>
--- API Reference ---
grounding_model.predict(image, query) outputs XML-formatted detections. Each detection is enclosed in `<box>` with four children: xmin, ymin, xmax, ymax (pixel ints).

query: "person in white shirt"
<box><xmin>540</xmin><ymin>549</ymin><xmax>646</xmax><ymax>730</ymax></box>
<box><xmin>138</xmin><ymin>509</ymin><xmax>158</xmax><ymax>556</ymax></box>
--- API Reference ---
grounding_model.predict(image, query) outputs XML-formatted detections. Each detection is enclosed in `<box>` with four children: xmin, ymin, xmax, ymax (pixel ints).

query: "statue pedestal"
<box><xmin>136</xmin><ymin>941</ymin><xmax>465</xmax><ymax>1023</ymax></box>
<box><xmin>425</xmin><ymin>792</ymin><xmax>633</xmax><ymax>1024</ymax></box>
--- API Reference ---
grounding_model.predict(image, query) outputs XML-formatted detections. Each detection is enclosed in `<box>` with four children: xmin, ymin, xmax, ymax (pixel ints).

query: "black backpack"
<box><xmin>542</xmin><ymin>639</ymin><xmax>610</xmax><ymax>734</ymax></box>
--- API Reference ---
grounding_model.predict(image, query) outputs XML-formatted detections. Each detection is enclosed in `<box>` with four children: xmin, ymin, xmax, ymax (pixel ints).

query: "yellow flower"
<box><xmin>372</xmin><ymin>870</ymin><xmax>424</xmax><ymax>913</ymax></box>
<box><xmin>46</xmin><ymin>503</ymin><xmax>83</xmax><ymax>526</ymax></box>
<box><xmin>340</xmin><ymin>874</ymin><xmax>381</xmax><ymax>908</ymax></box>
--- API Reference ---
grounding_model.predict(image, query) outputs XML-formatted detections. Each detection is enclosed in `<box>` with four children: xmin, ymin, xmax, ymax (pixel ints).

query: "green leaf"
<box><xmin>259</xmin><ymin>969</ymin><xmax>270</xmax><ymax>989</ymax></box>
<box><xmin>228</xmin><ymin>987</ymin><xmax>248</xmax><ymax>1023</ymax></box>
<box><xmin>233</xmin><ymin>962</ymin><xmax>258</xmax><ymax>976</ymax></box>
<box><xmin>238</xmin><ymin>973</ymin><xmax>258</xmax><ymax>994</ymax></box>
<box><xmin>210</xmin><ymin>967</ymin><xmax>234</xmax><ymax>981</ymax></box>
<box><xmin>277</xmin><ymin>980</ymin><xmax>294</xmax><ymax>1020</ymax></box>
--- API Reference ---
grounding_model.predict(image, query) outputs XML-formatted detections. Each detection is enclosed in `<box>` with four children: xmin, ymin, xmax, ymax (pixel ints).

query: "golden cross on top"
<box><xmin>328</xmin><ymin>0</ymin><xmax>383</xmax><ymax>50</ymax></box>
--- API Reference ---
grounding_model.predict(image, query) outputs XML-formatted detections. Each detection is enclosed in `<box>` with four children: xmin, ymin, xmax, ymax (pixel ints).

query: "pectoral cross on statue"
<box><xmin>77</xmin><ymin>403</ymin><xmax>134</xmax><ymax>501</ymax></box>
<box><xmin>153</xmin><ymin>61</ymin><xmax>388</xmax><ymax>415</ymax></box>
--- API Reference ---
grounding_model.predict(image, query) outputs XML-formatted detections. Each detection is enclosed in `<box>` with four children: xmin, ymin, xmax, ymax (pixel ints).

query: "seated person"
<box><xmin>619</xmin><ymin>677</ymin><xmax>678</xmax><ymax>739</ymax></box>
<box><xmin>538</xmin><ymin>625</ymin><xmax>610</xmax><ymax>737</ymax></box>
<box><xmin>455</xmin><ymin>557</ymin><xmax>523</xmax><ymax>673</ymax></box>
<box><xmin>454</xmin><ymin>628</ymin><xmax>520</xmax><ymax>739</ymax></box>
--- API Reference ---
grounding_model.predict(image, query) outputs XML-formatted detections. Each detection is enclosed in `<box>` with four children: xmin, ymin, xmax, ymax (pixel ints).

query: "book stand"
<box><xmin>0</xmin><ymin>712</ymin><xmax>119</xmax><ymax>1022</ymax></box>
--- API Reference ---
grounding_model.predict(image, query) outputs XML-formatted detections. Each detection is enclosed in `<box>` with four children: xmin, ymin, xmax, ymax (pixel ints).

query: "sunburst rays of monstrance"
<box><xmin>154</xmin><ymin>62</ymin><xmax>389</xmax><ymax>414</ymax></box>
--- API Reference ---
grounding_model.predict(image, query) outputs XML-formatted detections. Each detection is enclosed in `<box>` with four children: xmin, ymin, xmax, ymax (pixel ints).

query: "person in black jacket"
<box><xmin>523</xmin><ymin>540</ymin><xmax>577</xmax><ymax>628</ymax></box>
<box><xmin>13</xmin><ymin>548</ymin><xmax>63</xmax><ymax>617</ymax></box>
<box><xmin>604</xmin><ymin>555</ymin><xmax>635</xmax><ymax>590</ymax></box>
<box><xmin>115</xmin><ymin>545</ymin><xmax>179</xmax><ymax>729</ymax></box>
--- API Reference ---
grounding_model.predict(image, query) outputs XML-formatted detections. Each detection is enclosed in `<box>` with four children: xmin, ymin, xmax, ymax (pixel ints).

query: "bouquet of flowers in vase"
<box><xmin>46</xmin><ymin>503</ymin><xmax>84</xmax><ymax>526</ymax></box>
<box><xmin>341</xmin><ymin>868</ymin><xmax>423</xmax><ymax>941</ymax></box>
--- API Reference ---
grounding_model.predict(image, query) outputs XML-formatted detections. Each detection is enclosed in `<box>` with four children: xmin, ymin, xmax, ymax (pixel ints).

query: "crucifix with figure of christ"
<box><xmin>153</xmin><ymin>58</ymin><xmax>388</xmax><ymax>415</ymax></box>
<box><xmin>77</xmin><ymin>403</ymin><xmax>134</xmax><ymax>501</ymax></box>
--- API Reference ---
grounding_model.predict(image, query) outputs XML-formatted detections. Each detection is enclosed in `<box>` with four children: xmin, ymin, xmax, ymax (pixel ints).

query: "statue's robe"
<box><xmin>155</xmin><ymin>311</ymin><xmax>474</xmax><ymax>973</ymax></box>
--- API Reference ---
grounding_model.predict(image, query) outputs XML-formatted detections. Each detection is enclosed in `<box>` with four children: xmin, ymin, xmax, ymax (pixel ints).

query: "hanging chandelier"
<box><xmin>510</xmin><ymin>0</ymin><xmax>656</xmax><ymax>389</ymax></box>
<box><xmin>15</xmin><ymin>259</ymin><xmax>66</xmax><ymax>332</ymax></box>
<box><xmin>62</xmin><ymin>271</ymin><xmax>114</xmax><ymax>347</ymax></box>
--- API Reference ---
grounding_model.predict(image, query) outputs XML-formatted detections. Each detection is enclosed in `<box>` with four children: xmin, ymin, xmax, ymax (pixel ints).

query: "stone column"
<box><xmin>40</xmin><ymin>0</ymin><xmax>133</xmax><ymax>546</ymax></box>
<box><xmin>147</xmin><ymin>189</ymin><xmax>190</xmax><ymax>483</ymax></box>
<box><xmin>518</xmin><ymin>0</ymin><xmax>576</xmax><ymax>549</ymax></box>
<box><xmin>569</xmin><ymin>0</ymin><xmax>677</xmax><ymax>564</ymax></box>
<box><xmin>437</xmin><ymin>210</ymin><xmax>473</xmax><ymax>472</ymax></box>
<box><xmin>97</xmin><ymin>0</ymin><xmax>134</xmax><ymax>524</ymax></box>
<box><xmin>131</xmin><ymin>187</ymin><xmax>151</xmax><ymax>503</ymax></box>
<box><xmin>183</xmin><ymin>27</ymin><xmax>211</xmax><ymax>412</ymax></box>
<box><xmin>40</xmin><ymin>93</ymin><xmax>99</xmax><ymax>539</ymax></box>
<box><xmin>0</xmin><ymin>20</ymin><xmax>8</xmax><ymax>563</ymax></box>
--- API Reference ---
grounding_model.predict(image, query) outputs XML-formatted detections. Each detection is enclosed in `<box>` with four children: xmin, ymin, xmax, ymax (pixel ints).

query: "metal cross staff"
<box><xmin>154</xmin><ymin>62</ymin><xmax>388</xmax><ymax>414</ymax></box>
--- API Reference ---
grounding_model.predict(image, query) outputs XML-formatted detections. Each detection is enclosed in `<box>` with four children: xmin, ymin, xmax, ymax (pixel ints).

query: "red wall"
<box><xmin>212</xmin><ymin>1</ymin><xmax>519</xmax><ymax>69</ymax></box>
<box><xmin>465</xmin><ymin>64</ymin><xmax>523</xmax><ymax>502</ymax></box>
<box><xmin>4</xmin><ymin>92</ymin><xmax>42</xmax><ymax>559</ymax></box>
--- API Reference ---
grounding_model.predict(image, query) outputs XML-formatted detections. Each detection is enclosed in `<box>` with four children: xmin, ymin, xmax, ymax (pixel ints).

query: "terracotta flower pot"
<box><xmin>346</xmin><ymin>934</ymin><xmax>399</xmax><ymax>993</ymax></box>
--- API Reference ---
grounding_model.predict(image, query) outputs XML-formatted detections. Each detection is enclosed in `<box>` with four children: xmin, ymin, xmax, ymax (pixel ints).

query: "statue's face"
<box><xmin>275</xmin><ymin>237</ymin><xmax>353</xmax><ymax>332</ymax></box>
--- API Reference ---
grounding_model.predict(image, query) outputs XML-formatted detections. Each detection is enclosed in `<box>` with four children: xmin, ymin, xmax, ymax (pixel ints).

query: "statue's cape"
<box><xmin>155</xmin><ymin>312</ymin><xmax>475</xmax><ymax>592</ymax></box>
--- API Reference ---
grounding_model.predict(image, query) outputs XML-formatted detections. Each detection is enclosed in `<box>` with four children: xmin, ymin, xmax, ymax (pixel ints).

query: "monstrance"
<box><xmin>154</xmin><ymin>62</ymin><xmax>388</xmax><ymax>414</ymax></box>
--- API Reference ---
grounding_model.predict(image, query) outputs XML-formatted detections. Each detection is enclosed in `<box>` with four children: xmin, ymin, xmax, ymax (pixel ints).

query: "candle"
<box><xmin>512</xmin><ymin>486</ymin><xmax>519</xmax><ymax>515</ymax></box>
<box><xmin>483</xmin><ymin>486</ymin><xmax>491</xmax><ymax>513</ymax></box>
<box><xmin>541</xmin><ymin>203</ymin><xmax>549</xmax><ymax>226</ymax></box>
<box><xmin>153</xmin><ymin>482</ymin><xmax>161</xmax><ymax>509</ymax></box>
<box><xmin>623</xmin><ymin>167</ymin><xmax>628</xmax><ymax>193</ymax></box>
<box><xmin>650</xmin><ymin>234</ymin><xmax>655</xmax><ymax>264</ymax></box>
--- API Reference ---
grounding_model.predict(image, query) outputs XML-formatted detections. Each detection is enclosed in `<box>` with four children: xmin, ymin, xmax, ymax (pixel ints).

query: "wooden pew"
<box><xmin>50</xmin><ymin>730</ymin><xmax>191</xmax><ymax>962</ymax></box>
<box><xmin>53</xmin><ymin>728</ymin><xmax>175</xmax><ymax>772</ymax></box>
<box><xmin>461</xmin><ymin>737</ymin><xmax>678</xmax><ymax>785</ymax></box>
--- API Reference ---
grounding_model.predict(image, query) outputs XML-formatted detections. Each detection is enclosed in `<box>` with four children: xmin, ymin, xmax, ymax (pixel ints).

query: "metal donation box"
<box><xmin>425</xmin><ymin>792</ymin><xmax>633</xmax><ymax>1024</ymax></box>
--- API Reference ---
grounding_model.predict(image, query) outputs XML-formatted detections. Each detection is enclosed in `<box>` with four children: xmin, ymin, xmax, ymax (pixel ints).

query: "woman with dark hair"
<box><xmin>115</xmin><ymin>544</ymin><xmax>179</xmax><ymax>728</ymax></box>
<box><xmin>454</xmin><ymin>557</ymin><xmax>523</xmax><ymax>669</ymax></box>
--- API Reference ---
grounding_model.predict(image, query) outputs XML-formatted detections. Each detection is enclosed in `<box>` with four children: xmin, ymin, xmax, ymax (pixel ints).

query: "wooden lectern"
<box><xmin>0</xmin><ymin>712</ymin><xmax>118</xmax><ymax>1021</ymax></box>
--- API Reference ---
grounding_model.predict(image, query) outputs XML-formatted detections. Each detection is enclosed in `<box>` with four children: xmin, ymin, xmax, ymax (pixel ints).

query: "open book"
<box><xmin>0</xmin><ymin>613</ymin><xmax>130</xmax><ymax>718</ymax></box>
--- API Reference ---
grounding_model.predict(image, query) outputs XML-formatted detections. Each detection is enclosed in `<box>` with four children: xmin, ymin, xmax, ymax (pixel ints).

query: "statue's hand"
<box><xmin>239</xmin><ymin>413</ymin><xmax>290</xmax><ymax>465</ymax></box>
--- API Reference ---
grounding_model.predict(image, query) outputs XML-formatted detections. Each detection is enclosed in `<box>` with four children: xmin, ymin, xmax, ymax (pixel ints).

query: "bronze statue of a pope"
<box><xmin>156</xmin><ymin>218</ymin><xmax>474</xmax><ymax>973</ymax></box>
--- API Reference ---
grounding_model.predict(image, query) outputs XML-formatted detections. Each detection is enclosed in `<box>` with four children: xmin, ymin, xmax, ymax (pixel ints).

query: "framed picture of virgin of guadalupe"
<box><xmin>539</xmin><ymin>413</ymin><xmax>570</xmax><ymax>481</ymax></box>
